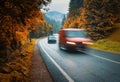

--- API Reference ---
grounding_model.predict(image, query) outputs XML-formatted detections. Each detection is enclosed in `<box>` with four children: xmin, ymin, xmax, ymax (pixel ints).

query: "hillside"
<box><xmin>45</xmin><ymin>11</ymin><xmax>66</xmax><ymax>22</ymax></box>
<box><xmin>90</xmin><ymin>23</ymin><xmax>120</xmax><ymax>53</ymax></box>
<box><xmin>44</xmin><ymin>16</ymin><xmax>61</xmax><ymax>33</ymax></box>
<box><xmin>108</xmin><ymin>23</ymin><xmax>120</xmax><ymax>42</ymax></box>
<box><xmin>64</xmin><ymin>0</ymin><xmax>120</xmax><ymax>40</ymax></box>
<box><xmin>45</xmin><ymin>11</ymin><xmax>67</xmax><ymax>33</ymax></box>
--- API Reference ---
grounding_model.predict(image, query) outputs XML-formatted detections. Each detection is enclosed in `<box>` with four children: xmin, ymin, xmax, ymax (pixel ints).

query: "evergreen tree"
<box><xmin>61</xmin><ymin>15</ymin><xmax>66</xmax><ymax>26</ymax></box>
<box><xmin>69</xmin><ymin>0</ymin><xmax>84</xmax><ymax>17</ymax></box>
<box><xmin>44</xmin><ymin>15</ymin><xmax>61</xmax><ymax>33</ymax></box>
<box><xmin>61</xmin><ymin>15</ymin><xmax>67</xmax><ymax>28</ymax></box>
<box><xmin>64</xmin><ymin>0</ymin><xmax>120</xmax><ymax>40</ymax></box>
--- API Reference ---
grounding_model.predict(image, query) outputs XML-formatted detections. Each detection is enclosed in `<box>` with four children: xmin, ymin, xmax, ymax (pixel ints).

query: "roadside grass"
<box><xmin>108</xmin><ymin>23</ymin><xmax>120</xmax><ymax>42</ymax></box>
<box><xmin>0</xmin><ymin>39</ymin><xmax>37</xmax><ymax>82</ymax></box>
<box><xmin>89</xmin><ymin>23</ymin><xmax>120</xmax><ymax>53</ymax></box>
<box><xmin>89</xmin><ymin>39</ymin><xmax>120</xmax><ymax>53</ymax></box>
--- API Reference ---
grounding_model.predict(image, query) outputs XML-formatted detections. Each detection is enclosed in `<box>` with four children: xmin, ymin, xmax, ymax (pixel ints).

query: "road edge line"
<box><xmin>82</xmin><ymin>50</ymin><xmax>120</xmax><ymax>64</ymax></box>
<box><xmin>91</xmin><ymin>54</ymin><xmax>120</xmax><ymax>64</ymax></box>
<box><xmin>39</xmin><ymin>42</ymin><xmax>74</xmax><ymax>82</ymax></box>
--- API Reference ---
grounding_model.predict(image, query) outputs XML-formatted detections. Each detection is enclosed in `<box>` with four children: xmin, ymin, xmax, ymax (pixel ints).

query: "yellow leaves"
<box><xmin>80</xmin><ymin>8</ymin><xmax>87</xmax><ymax>14</ymax></box>
<box><xmin>0</xmin><ymin>61</ymin><xmax>28</xmax><ymax>82</ymax></box>
<box><xmin>0</xmin><ymin>62</ymin><xmax>28</xmax><ymax>82</ymax></box>
<box><xmin>15</xmin><ymin>31</ymin><xmax>28</xmax><ymax>41</ymax></box>
<box><xmin>24</xmin><ymin>11</ymin><xmax>45</xmax><ymax>31</ymax></box>
<box><xmin>63</xmin><ymin>0</ymin><xmax>118</xmax><ymax>40</ymax></box>
<box><xmin>0</xmin><ymin>0</ymin><xmax>49</xmax><ymax>58</ymax></box>
<box><xmin>63</xmin><ymin>8</ymin><xmax>88</xmax><ymax>29</ymax></box>
<box><xmin>0</xmin><ymin>39</ymin><xmax>36</xmax><ymax>82</ymax></box>
<box><xmin>34</xmin><ymin>17</ymin><xmax>44</xmax><ymax>25</ymax></box>
<box><xmin>0</xmin><ymin>73</ymin><xmax>11</xmax><ymax>82</ymax></box>
<box><xmin>84</xmin><ymin>0</ymin><xmax>89</xmax><ymax>7</ymax></box>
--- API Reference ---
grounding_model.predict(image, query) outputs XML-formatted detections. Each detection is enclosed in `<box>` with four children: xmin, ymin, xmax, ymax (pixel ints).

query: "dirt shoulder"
<box><xmin>29</xmin><ymin>40</ymin><xmax>53</xmax><ymax>82</ymax></box>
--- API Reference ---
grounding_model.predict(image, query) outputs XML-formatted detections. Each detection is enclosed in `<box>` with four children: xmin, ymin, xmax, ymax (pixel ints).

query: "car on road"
<box><xmin>59</xmin><ymin>28</ymin><xmax>92</xmax><ymax>50</ymax></box>
<box><xmin>48</xmin><ymin>35</ymin><xmax>56</xmax><ymax>44</ymax></box>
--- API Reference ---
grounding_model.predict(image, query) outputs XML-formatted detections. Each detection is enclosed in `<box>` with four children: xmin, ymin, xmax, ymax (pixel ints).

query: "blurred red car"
<box><xmin>59</xmin><ymin>28</ymin><xmax>92</xmax><ymax>50</ymax></box>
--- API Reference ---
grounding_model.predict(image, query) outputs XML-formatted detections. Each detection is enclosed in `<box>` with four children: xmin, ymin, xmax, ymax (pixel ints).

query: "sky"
<box><xmin>46</xmin><ymin>0</ymin><xmax>70</xmax><ymax>14</ymax></box>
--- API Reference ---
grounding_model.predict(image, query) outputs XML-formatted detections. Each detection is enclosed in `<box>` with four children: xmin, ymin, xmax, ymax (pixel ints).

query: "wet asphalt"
<box><xmin>38</xmin><ymin>38</ymin><xmax>120</xmax><ymax>82</ymax></box>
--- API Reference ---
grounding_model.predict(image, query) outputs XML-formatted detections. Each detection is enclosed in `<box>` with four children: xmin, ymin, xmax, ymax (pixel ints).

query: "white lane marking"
<box><xmin>91</xmin><ymin>54</ymin><xmax>120</xmax><ymax>64</ymax></box>
<box><xmin>39</xmin><ymin>41</ymin><xmax>74</xmax><ymax>82</ymax></box>
<box><xmin>82</xmin><ymin>51</ymin><xmax>120</xmax><ymax>64</ymax></box>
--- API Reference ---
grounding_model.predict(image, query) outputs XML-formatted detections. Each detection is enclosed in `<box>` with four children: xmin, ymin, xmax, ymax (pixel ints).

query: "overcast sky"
<box><xmin>47</xmin><ymin>0</ymin><xmax>70</xmax><ymax>14</ymax></box>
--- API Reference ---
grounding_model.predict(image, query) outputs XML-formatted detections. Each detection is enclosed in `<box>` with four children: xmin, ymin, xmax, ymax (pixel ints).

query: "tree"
<box><xmin>61</xmin><ymin>15</ymin><xmax>66</xmax><ymax>27</ymax></box>
<box><xmin>82</xmin><ymin>0</ymin><xmax>120</xmax><ymax>40</ymax></box>
<box><xmin>64</xmin><ymin>0</ymin><xmax>120</xmax><ymax>40</ymax></box>
<box><xmin>0</xmin><ymin>0</ymin><xmax>51</xmax><ymax>58</ymax></box>
<box><xmin>63</xmin><ymin>0</ymin><xmax>84</xmax><ymax>28</ymax></box>
<box><xmin>44</xmin><ymin>15</ymin><xmax>61</xmax><ymax>33</ymax></box>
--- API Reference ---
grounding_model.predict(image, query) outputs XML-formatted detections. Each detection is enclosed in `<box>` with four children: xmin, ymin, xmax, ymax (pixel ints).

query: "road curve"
<box><xmin>38</xmin><ymin>38</ymin><xmax>120</xmax><ymax>82</ymax></box>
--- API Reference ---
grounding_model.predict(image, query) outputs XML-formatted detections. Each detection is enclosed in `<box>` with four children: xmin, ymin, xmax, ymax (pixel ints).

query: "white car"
<box><xmin>48</xmin><ymin>35</ymin><xmax>56</xmax><ymax>44</ymax></box>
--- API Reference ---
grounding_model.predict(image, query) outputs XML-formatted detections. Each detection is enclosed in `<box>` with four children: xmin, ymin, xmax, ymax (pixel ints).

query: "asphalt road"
<box><xmin>37</xmin><ymin>37</ymin><xmax>120</xmax><ymax>82</ymax></box>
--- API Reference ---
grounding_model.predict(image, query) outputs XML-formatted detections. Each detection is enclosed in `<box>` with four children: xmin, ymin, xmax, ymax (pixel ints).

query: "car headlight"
<box><xmin>82</xmin><ymin>42</ymin><xmax>93</xmax><ymax>45</ymax></box>
<box><xmin>66</xmin><ymin>41</ymin><xmax>76</xmax><ymax>45</ymax></box>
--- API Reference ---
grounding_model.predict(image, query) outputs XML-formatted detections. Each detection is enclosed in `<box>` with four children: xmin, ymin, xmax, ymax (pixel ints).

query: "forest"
<box><xmin>0</xmin><ymin>0</ymin><xmax>53</xmax><ymax>59</ymax></box>
<box><xmin>44</xmin><ymin>15</ymin><xmax>61</xmax><ymax>33</ymax></box>
<box><xmin>0</xmin><ymin>0</ymin><xmax>53</xmax><ymax>81</ymax></box>
<box><xmin>63</xmin><ymin>0</ymin><xmax>120</xmax><ymax>40</ymax></box>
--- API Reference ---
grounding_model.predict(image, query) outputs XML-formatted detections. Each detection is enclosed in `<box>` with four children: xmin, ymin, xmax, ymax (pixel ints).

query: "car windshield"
<box><xmin>66</xmin><ymin>30</ymin><xmax>89</xmax><ymax>38</ymax></box>
<box><xmin>49</xmin><ymin>36</ymin><xmax>55</xmax><ymax>39</ymax></box>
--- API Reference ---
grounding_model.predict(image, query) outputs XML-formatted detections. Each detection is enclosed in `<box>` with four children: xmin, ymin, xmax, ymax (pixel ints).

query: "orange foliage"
<box><xmin>64</xmin><ymin>0</ymin><xmax>120</xmax><ymax>40</ymax></box>
<box><xmin>15</xmin><ymin>31</ymin><xmax>28</xmax><ymax>41</ymax></box>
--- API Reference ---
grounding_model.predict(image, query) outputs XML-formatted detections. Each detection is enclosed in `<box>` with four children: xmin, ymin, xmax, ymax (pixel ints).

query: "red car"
<box><xmin>59</xmin><ymin>28</ymin><xmax>92</xmax><ymax>50</ymax></box>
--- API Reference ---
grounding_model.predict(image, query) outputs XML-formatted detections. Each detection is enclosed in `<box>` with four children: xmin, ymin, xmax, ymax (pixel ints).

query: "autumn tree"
<box><xmin>0</xmin><ymin>0</ymin><xmax>51</xmax><ymax>58</ymax></box>
<box><xmin>82</xmin><ymin>0</ymin><xmax>120</xmax><ymax>40</ymax></box>
<box><xmin>64</xmin><ymin>0</ymin><xmax>120</xmax><ymax>40</ymax></box>
<box><xmin>63</xmin><ymin>0</ymin><xmax>84</xmax><ymax>28</ymax></box>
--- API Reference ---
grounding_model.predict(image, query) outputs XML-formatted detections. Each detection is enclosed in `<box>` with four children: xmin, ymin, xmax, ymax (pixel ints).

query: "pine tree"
<box><xmin>64</xmin><ymin>0</ymin><xmax>120</xmax><ymax>40</ymax></box>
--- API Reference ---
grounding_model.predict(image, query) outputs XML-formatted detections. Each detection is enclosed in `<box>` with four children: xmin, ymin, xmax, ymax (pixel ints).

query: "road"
<box><xmin>37</xmin><ymin>37</ymin><xmax>120</xmax><ymax>82</ymax></box>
